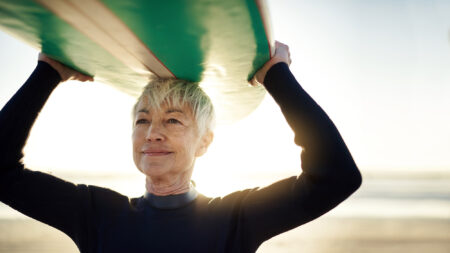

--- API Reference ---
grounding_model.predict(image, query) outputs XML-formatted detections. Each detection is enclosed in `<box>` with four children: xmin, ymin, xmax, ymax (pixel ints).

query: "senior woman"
<box><xmin>0</xmin><ymin>42</ymin><xmax>362</xmax><ymax>253</ymax></box>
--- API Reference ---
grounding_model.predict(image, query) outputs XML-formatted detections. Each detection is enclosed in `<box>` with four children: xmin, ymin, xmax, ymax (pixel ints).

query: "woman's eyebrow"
<box><xmin>137</xmin><ymin>109</ymin><xmax>149</xmax><ymax>114</ymax></box>
<box><xmin>137</xmin><ymin>108</ymin><xmax>185</xmax><ymax>114</ymax></box>
<box><xmin>166</xmin><ymin>108</ymin><xmax>184</xmax><ymax>114</ymax></box>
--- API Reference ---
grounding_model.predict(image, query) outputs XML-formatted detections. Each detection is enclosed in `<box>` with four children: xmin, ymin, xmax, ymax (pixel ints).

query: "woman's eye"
<box><xmin>167</xmin><ymin>118</ymin><xmax>181</xmax><ymax>124</ymax></box>
<box><xmin>136</xmin><ymin>119</ymin><xmax>149</xmax><ymax>124</ymax></box>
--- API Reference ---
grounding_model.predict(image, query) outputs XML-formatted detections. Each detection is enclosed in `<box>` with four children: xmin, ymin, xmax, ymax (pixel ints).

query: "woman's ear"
<box><xmin>195</xmin><ymin>131</ymin><xmax>214</xmax><ymax>157</ymax></box>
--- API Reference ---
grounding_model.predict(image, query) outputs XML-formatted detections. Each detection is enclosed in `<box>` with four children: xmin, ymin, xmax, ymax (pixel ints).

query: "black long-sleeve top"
<box><xmin>0</xmin><ymin>61</ymin><xmax>362</xmax><ymax>253</ymax></box>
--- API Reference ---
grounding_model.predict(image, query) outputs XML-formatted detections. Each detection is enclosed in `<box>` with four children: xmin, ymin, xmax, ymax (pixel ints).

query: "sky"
<box><xmin>1</xmin><ymin>0</ymin><xmax>449</xmax><ymax>196</ymax></box>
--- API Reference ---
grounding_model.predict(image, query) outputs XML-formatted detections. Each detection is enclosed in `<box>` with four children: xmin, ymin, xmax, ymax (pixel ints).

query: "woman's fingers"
<box><xmin>38</xmin><ymin>53</ymin><xmax>94</xmax><ymax>82</ymax></box>
<box><xmin>250</xmin><ymin>41</ymin><xmax>292</xmax><ymax>86</ymax></box>
<box><xmin>71</xmin><ymin>72</ymin><xmax>94</xmax><ymax>82</ymax></box>
<box><xmin>274</xmin><ymin>41</ymin><xmax>291</xmax><ymax>66</ymax></box>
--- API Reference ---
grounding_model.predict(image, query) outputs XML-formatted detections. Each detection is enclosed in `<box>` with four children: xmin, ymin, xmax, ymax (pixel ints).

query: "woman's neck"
<box><xmin>145</xmin><ymin>171</ymin><xmax>192</xmax><ymax>196</ymax></box>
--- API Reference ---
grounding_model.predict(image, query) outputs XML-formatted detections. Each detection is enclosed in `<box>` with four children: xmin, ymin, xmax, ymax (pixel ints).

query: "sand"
<box><xmin>0</xmin><ymin>217</ymin><xmax>448</xmax><ymax>253</ymax></box>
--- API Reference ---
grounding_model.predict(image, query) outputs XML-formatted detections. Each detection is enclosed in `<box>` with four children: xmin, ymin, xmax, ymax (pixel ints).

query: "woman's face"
<box><xmin>132</xmin><ymin>96</ymin><xmax>211</xmax><ymax>179</ymax></box>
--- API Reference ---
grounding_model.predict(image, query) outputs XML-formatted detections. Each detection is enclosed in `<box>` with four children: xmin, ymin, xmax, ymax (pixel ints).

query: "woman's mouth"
<box><xmin>142</xmin><ymin>151</ymin><xmax>172</xmax><ymax>156</ymax></box>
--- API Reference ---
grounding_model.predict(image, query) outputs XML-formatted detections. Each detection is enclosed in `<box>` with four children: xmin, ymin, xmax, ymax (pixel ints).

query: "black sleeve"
<box><xmin>240</xmin><ymin>62</ymin><xmax>362</xmax><ymax>251</ymax></box>
<box><xmin>0</xmin><ymin>61</ymin><xmax>60</xmax><ymax>168</ymax></box>
<box><xmin>0</xmin><ymin>61</ymin><xmax>93</xmax><ymax>251</ymax></box>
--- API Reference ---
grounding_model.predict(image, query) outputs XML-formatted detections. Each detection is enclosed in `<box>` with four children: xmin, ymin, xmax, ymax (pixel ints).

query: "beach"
<box><xmin>0</xmin><ymin>216</ymin><xmax>448</xmax><ymax>253</ymax></box>
<box><xmin>259</xmin><ymin>217</ymin><xmax>450</xmax><ymax>253</ymax></box>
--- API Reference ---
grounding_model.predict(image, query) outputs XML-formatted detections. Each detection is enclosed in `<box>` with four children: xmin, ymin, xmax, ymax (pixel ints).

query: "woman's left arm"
<box><xmin>241</xmin><ymin>42</ymin><xmax>362</xmax><ymax>250</ymax></box>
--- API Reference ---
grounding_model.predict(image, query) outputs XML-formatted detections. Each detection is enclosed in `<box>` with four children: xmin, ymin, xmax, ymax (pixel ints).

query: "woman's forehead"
<box><xmin>137</xmin><ymin>96</ymin><xmax>193</xmax><ymax>115</ymax></box>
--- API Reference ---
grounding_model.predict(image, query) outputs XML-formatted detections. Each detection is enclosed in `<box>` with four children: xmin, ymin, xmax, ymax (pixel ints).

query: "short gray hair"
<box><xmin>132</xmin><ymin>78</ymin><xmax>215</xmax><ymax>135</ymax></box>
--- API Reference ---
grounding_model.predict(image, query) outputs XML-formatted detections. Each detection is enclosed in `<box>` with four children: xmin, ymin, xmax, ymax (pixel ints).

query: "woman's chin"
<box><xmin>140</xmin><ymin>164</ymin><xmax>171</xmax><ymax>178</ymax></box>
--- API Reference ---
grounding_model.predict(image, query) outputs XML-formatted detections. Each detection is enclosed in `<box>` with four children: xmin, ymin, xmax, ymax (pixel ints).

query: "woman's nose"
<box><xmin>146</xmin><ymin>124</ymin><xmax>165</xmax><ymax>142</ymax></box>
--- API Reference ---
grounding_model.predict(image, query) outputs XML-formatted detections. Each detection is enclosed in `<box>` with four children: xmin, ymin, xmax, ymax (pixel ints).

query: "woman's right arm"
<box><xmin>0</xmin><ymin>58</ymin><xmax>94</xmax><ymax>250</ymax></box>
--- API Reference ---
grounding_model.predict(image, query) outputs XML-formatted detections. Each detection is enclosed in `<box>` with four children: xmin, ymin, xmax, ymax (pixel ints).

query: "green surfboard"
<box><xmin>0</xmin><ymin>0</ymin><xmax>274</xmax><ymax>123</ymax></box>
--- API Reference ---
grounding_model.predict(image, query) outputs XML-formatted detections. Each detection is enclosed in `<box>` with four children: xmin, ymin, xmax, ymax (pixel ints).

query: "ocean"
<box><xmin>1</xmin><ymin>170</ymin><xmax>449</xmax><ymax>219</ymax></box>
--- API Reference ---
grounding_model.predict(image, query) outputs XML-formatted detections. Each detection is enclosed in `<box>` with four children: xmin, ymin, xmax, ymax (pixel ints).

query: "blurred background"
<box><xmin>0</xmin><ymin>0</ymin><xmax>449</xmax><ymax>252</ymax></box>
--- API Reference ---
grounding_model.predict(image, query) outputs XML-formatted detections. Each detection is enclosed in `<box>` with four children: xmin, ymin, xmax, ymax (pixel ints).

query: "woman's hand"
<box><xmin>250</xmin><ymin>41</ymin><xmax>291</xmax><ymax>86</ymax></box>
<box><xmin>38</xmin><ymin>53</ymin><xmax>94</xmax><ymax>82</ymax></box>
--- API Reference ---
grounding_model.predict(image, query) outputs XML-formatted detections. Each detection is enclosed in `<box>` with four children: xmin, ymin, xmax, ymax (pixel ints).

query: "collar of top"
<box><xmin>144</xmin><ymin>186</ymin><xmax>198</xmax><ymax>209</ymax></box>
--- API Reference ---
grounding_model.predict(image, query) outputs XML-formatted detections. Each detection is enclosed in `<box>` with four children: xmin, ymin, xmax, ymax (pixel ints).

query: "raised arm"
<box><xmin>241</xmin><ymin>42</ymin><xmax>362</xmax><ymax>250</ymax></box>
<box><xmin>0</xmin><ymin>55</ymin><xmax>93</xmax><ymax>250</ymax></box>
<box><xmin>0</xmin><ymin>54</ymin><xmax>92</xmax><ymax>167</ymax></box>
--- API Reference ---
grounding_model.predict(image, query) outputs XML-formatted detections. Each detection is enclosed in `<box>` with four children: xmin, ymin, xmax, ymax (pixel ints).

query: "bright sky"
<box><xmin>1</xmin><ymin>0</ymin><xmax>449</xmax><ymax>197</ymax></box>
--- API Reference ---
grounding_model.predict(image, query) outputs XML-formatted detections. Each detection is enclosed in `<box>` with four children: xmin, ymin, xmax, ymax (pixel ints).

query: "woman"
<box><xmin>0</xmin><ymin>42</ymin><xmax>362</xmax><ymax>252</ymax></box>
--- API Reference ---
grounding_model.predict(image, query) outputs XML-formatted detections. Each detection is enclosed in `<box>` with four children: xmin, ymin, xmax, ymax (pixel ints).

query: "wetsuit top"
<box><xmin>0</xmin><ymin>61</ymin><xmax>362</xmax><ymax>253</ymax></box>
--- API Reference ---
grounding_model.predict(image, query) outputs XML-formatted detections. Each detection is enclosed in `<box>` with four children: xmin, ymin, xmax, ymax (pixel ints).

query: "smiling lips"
<box><xmin>142</xmin><ymin>150</ymin><xmax>173</xmax><ymax>156</ymax></box>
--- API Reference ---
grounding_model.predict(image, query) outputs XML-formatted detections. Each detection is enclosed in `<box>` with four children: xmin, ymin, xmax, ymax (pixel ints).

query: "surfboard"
<box><xmin>0</xmin><ymin>0</ymin><xmax>274</xmax><ymax>123</ymax></box>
